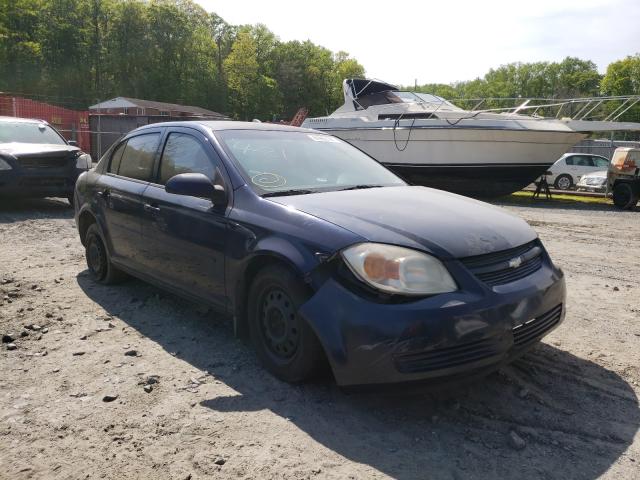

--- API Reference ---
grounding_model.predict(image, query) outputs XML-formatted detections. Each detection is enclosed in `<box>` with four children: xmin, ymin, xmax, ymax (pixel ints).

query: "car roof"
<box><xmin>0</xmin><ymin>116</ymin><xmax>49</xmax><ymax>124</ymax></box>
<box><xmin>134</xmin><ymin>120</ymin><xmax>322</xmax><ymax>134</ymax></box>
<box><xmin>564</xmin><ymin>153</ymin><xmax>607</xmax><ymax>157</ymax></box>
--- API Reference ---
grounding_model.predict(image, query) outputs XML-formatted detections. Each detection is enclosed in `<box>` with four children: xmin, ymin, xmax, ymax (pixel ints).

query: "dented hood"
<box><xmin>268</xmin><ymin>186</ymin><xmax>537</xmax><ymax>259</ymax></box>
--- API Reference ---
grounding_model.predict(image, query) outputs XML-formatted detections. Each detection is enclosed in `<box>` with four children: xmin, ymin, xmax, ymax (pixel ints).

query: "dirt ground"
<box><xmin>1</xmin><ymin>197</ymin><xmax>639</xmax><ymax>480</ymax></box>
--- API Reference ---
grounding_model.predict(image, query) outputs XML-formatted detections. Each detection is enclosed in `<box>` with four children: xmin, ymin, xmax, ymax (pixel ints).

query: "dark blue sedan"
<box><xmin>74</xmin><ymin>121</ymin><xmax>565</xmax><ymax>387</ymax></box>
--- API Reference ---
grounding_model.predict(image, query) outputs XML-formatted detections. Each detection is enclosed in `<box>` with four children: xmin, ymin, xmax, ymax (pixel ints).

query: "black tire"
<box><xmin>84</xmin><ymin>223</ymin><xmax>127</xmax><ymax>284</ymax></box>
<box><xmin>248</xmin><ymin>265</ymin><xmax>324</xmax><ymax>383</ymax></box>
<box><xmin>554</xmin><ymin>174</ymin><xmax>573</xmax><ymax>190</ymax></box>
<box><xmin>612</xmin><ymin>182</ymin><xmax>639</xmax><ymax>210</ymax></box>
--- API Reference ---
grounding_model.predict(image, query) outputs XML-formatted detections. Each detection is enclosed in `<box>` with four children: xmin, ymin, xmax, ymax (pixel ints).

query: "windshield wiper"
<box><xmin>338</xmin><ymin>184</ymin><xmax>384</xmax><ymax>191</ymax></box>
<box><xmin>262</xmin><ymin>189</ymin><xmax>316</xmax><ymax>198</ymax></box>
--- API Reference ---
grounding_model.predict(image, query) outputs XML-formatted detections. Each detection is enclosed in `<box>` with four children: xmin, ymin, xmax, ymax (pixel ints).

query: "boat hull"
<box><xmin>314</xmin><ymin>126</ymin><xmax>585</xmax><ymax>197</ymax></box>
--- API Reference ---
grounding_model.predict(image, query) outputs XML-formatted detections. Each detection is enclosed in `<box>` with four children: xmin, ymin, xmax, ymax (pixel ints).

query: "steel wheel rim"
<box><xmin>87</xmin><ymin>236</ymin><xmax>106</xmax><ymax>278</ymax></box>
<box><xmin>260</xmin><ymin>287</ymin><xmax>299</xmax><ymax>359</ymax></box>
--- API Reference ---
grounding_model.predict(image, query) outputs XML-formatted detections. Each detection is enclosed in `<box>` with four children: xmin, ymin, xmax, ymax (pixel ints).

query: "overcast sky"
<box><xmin>196</xmin><ymin>0</ymin><xmax>639</xmax><ymax>86</ymax></box>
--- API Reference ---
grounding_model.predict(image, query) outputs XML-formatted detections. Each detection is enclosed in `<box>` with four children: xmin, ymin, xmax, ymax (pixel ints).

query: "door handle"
<box><xmin>144</xmin><ymin>203</ymin><xmax>161</xmax><ymax>213</ymax></box>
<box><xmin>97</xmin><ymin>189</ymin><xmax>110</xmax><ymax>199</ymax></box>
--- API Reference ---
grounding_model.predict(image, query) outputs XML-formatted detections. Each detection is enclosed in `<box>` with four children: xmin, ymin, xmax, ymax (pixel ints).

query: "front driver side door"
<box><xmin>141</xmin><ymin>128</ymin><xmax>228</xmax><ymax>308</ymax></box>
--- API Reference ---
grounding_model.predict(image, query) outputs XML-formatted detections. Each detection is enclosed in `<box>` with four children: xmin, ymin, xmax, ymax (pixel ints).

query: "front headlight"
<box><xmin>75</xmin><ymin>153</ymin><xmax>92</xmax><ymax>170</ymax></box>
<box><xmin>0</xmin><ymin>158</ymin><xmax>12</xmax><ymax>171</ymax></box>
<box><xmin>341</xmin><ymin>243</ymin><xmax>457</xmax><ymax>295</ymax></box>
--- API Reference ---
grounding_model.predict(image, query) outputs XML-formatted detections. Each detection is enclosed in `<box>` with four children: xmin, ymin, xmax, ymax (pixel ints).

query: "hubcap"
<box><xmin>260</xmin><ymin>288</ymin><xmax>299</xmax><ymax>359</ymax></box>
<box><xmin>558</xmin><ymin>177</ymin><xmax>570</xmax><ymax>189</ymax></box>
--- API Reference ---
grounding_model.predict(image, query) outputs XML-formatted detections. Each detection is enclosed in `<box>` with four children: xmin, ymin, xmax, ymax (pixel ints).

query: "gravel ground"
<box><xmin>1</xmin><ymin>197</ymin><xmax>639</xmax><ymax>480</ymax></box>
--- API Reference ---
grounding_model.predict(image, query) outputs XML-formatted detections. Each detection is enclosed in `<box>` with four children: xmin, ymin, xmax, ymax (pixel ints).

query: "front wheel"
<box><xmin>248</xmin><ymin>265</ymin><xmax>325</xmax><ymax>383</ymax></box>
<box><xmin>84</xmin><ymin>224</ymin><xmax>127</xmax><ymax>284</ymax></box>
<box><xmin>612</xmin><ymin>182</ymin><xmax>639</xmax><ymax>210</ymax></box>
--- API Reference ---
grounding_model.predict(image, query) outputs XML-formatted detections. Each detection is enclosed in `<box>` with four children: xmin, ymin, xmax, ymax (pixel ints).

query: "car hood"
<box><xmin>0</xmin><ymin>142</ymin><xmax>79</xmax><ymax>157</ymax></box>
<box><xmin>267</xmin><ymin>186</ymin><xmax>537</xmax><ymax>259</ymax></box>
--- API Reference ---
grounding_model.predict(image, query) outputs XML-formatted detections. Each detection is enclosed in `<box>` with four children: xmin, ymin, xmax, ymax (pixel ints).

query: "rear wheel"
<box><xmin>248</xmin><ymin>265</ymin><xmax>324</xmax><ymax>383</ymax></box>
<box><xmin>612</xmin><ymin>182</ymin><xmax>639</xmax><ymax>210</ymax></box>
<box><xmin>554</xmin><ymin>174</ymin><xmax>573</xmax><ymax>190</ymax></box>
<box><xmin>84</xmin><ymin>224</ymin><xmax>127</xmax><ymax>284</ymax></box>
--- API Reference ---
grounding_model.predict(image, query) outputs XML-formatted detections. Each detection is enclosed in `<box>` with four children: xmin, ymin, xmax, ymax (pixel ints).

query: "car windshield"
<box><xmin>0</xmin><ymin>121</ymin><xmax>67</xmax><ymax>145</ymax></box>
<box><xmin>215</xmin><ymin>129</ymin><xmax>406</xmax><ymax>195</ymax></box>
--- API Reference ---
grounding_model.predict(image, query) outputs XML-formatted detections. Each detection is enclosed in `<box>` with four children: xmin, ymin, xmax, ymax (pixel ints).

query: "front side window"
<box><xmin>117</xmin><ymin>133</ymin><xmax>160</xmax><ymax>181</ymax></box>
<box><xmin>158</xmin><ymin>132</ymin><xmax>216</xmax><ymax>185</ymax></box>
<box><xmin>594</xmin><ymin>157</ymin><xmax>610</xmax><ymax>168</ymax></box>
<box><xmin>216</xmin><ymin>129</ymin><xmax>405</xmax><ymax>195</ymax></box>
<box><xmin>0</xmin><ymin>121</ymin><xmax>67</xmax><ymax>145</ymax></box>
<box><xmin>565</xmin><ymin>157</ymin><xmax>575</xmax><ymax>166</ymax></box>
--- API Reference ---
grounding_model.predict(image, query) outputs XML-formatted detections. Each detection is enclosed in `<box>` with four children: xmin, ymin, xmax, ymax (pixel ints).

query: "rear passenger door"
<box><xmin>96</xmin><ymin>130</ymin><xmax>162</xmax><ymax>271</ymax></box>
<box><xmin>141</xmin><ymin>128</ymin><xmax>228</xmax><ymax>307</ymax></box>
<box><xmin>572</xmin><ymin>155</ymin><xmax>595</xmax><ymax>179</ymax></box>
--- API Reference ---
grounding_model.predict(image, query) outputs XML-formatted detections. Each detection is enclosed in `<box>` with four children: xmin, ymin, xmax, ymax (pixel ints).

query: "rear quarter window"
<box><xmin>107</xmin><ymin>141</ymin><xmax>126</xmax><ymax>174</ymax></box>
<box><xmin>115</xmin><ymin>133</ymin><xmax>160</xmax><ymax>181</ymax></box>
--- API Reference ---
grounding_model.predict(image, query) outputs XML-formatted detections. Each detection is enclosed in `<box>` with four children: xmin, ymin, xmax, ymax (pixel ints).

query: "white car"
<box><xmin>576</xmin><ymin>170</ymin><xmax>607</xmax><ymax>193</ymax></box>
<box><xmin>547</xmin><ymin>153</ymin><xmax>610</xmax><ymax>190</ymax></box>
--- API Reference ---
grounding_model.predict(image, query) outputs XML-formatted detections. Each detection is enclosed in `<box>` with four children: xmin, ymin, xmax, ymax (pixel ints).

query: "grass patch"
<box><xmin>505</xmin><ymin>191</ymin><xmax>612</xmax><ymax>205</ymax></box>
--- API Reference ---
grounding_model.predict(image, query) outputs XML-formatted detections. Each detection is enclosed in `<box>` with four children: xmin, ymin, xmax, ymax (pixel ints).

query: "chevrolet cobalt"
<box><xmin>74</xmin><ymin>122</ymin><xmax>565</xmax><ymax>386</ymax></box>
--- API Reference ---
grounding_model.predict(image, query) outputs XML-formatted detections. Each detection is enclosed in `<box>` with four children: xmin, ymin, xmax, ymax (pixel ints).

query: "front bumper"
<box><xmin>300</xmin><ymin>254</ymin><xmax>566</xmax><ymax>387</ymax></box>
<box><xmin>0</xmin><ymin>165</ymin><xmax>84</xmax><ymax>198</ymax></box>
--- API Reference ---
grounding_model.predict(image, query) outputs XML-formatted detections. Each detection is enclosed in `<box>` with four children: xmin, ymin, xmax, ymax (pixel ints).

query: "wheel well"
<box><xmin>233</xmin><ymin>255</ymin><xmax>302</xmax><ymax>338</ymax></box>
<box><xmin>613</xmin><ymin>179</ymin><xmax>640</xmax><ymax>193</ymax></box>
<box><xmin>78</xmin><ymin>211</ymin><xmax>97</xmax><ymax>246</ymax></box>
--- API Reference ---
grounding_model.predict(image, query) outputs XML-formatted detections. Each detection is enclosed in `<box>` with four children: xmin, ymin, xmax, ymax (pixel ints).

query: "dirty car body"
<box><xmin>0</xmin><ymin>116</ymin><xmax>91</xmax><ymax>203</ymax></box>
<box><xmin>74</xmin><ymin>121</ymin><xmax>565</xmax><ymax>387</ymax></box>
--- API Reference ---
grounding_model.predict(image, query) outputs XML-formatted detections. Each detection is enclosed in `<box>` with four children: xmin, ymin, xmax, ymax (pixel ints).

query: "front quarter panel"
<box><xmin>225</xmin><ymin>185</ymin><xmax>363</xmax><ymax>315</ymax></box>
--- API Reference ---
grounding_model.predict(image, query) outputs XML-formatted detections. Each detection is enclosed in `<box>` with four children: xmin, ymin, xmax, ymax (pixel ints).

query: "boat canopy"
<box><xmin>345</xmin><ymin>79</ymin><xmax>399</xmax><ymax>100</ymax></box>
<box><xmin>336</xmin><ymin>78</ymin><xmax>460</xmax><ymax>113</ymax></box>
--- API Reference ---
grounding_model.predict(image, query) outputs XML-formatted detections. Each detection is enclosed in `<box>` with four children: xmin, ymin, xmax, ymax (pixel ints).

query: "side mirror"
<box><xmin>68</xmin><ymin>140</ymin><xmax>78</xmax><ymax>146</ymax></box>
<box><xmin>165</xmin><ymin>173</ymin><xmax>227</xmax><ymax>205</ymax></box>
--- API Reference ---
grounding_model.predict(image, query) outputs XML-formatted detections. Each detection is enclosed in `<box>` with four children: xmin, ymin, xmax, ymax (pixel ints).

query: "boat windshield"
<box><xmin>397</xmin><ymin>92</ymin><xmax>461</xmax><ymax>109</ymax></box>
<box><xmin>355</xmin><ymin>90</ymin><xmax>460</xmax><ymax>110</ymax></box>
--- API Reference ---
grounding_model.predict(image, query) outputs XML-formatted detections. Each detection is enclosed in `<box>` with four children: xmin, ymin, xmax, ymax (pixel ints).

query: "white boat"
<box><xmin>302</xmin><ymin>79</ymin><xmax>640</xmax><ymax>197</ymax></box>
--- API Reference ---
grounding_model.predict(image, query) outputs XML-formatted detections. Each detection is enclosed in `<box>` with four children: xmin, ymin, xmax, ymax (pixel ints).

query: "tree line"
<box><xmin>0</xmin><ymin>0</ymin><xmax>364</xmax><ymax>119</ymax></box>
<box><xmin>410</xmin><ymin>55</ymin><xmax>640</xmax><ymax>122</ymax></box>
<box><xmin>1</xmin><ymin>0</ymin><xmax>639</xmax><ymax>122</ymax></box>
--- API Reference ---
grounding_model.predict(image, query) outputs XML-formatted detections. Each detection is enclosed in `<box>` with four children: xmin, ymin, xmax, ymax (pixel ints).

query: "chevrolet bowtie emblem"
<box><xmin>508</xmin><ymin>256</ymin><xmax>523</xmax><ymax>268</ymax></box>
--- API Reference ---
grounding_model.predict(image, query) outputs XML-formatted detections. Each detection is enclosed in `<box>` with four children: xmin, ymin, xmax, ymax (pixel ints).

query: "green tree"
<box><xmin>601</xmin><ymin>54</ymin><xmax>640</xmax><ymax>123</ymax></box>
<box><xmin>0</xmin><ymin>0</ymin><xmax>44</xmax><ymax>93</ymax></box>
<box><xmin>224</xmin><ymin>30</ymin><xmax>260</xmax><ymax>119</ymax></box>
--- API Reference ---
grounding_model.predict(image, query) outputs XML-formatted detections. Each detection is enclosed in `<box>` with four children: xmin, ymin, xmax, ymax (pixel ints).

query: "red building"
<box><xmin>0</xmin><ymin>95</ymin><xmax>90</xmax><ymax>152</ymax></box>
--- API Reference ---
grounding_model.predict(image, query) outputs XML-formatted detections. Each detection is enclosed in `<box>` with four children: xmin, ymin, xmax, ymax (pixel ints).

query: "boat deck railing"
<box><xmin>452</xmin><ymin>95</ymin><xmax>640</xmax><ymax>122</ymax></box>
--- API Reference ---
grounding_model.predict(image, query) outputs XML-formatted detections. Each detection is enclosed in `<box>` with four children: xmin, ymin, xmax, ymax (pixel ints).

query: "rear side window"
<box><xmin>573</xmin><ymin>156</ymin><xmax>593</xmax><ymax>167</ymax></box>
<box><xmin>158</xmin><ymin>132</ymin><xmax>216</xmax><ymax>185</ymax></box>
<box><xmin>116</xmin><ymin>133</ymin><xmax>160</xmax><ymax>181</ymax></box>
